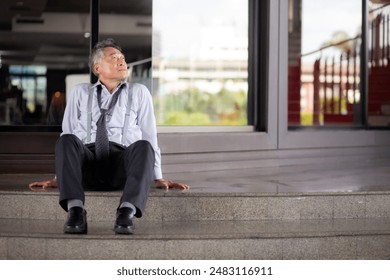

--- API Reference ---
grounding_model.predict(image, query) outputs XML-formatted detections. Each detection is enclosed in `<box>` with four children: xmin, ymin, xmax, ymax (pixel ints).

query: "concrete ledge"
<box><xmin>1</xmin><ymin>145</ymin><xmax>390</xmax><ymax>173</ymax></box>
<box><xmin>1</xmin><ymin>190</ymin><xmax>390</xmax><ymax>222</ymax></box>
<box><xmin>1</xmin><ymin>218</ymin><xmax>390</xmax><ymax>259</ymax></box>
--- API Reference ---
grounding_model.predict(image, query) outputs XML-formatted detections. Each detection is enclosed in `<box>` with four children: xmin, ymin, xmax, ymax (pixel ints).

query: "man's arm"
<box><xmin>61</xmin><ymin>84</ymin><xmax>83</xmax><ymax>135</ymax></box>
<box><xmin>136</xmin><ymin>84</ymin><xmax>189</xmax><ymax>190</ymax></box>
<box><xmin>136</xmin><ymin>84</ymin><xmax>162</xmax><ymax>179</ymax></box>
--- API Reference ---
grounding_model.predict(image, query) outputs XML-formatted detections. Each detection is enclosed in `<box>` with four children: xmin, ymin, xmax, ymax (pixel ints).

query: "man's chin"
<box><xmin>120</xmin><ymin>71</ymin><xmax>129</xmax><ymax>80</ymax></box>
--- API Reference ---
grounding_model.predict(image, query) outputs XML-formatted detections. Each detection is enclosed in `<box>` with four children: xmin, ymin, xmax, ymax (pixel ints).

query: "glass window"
<box><xmin>368</xmin><ymin>1</ymin><xmax>390</xmax><ymax>127</ymax></box>
<box><xmin>99</xmin><ymin>0</ymin><xmax>152</xmax><ymax>92</ymax></box>
<box><xmin>0</xmin><ymin>0</ymin><xmax>91</xmax><ymax>126</ymax></box>
<box><xmin>288</xmin><ymin>0</ymin><xmax>362</xmax><ymax>127</ymax></box>
<box><xmin>152</xmin><ymin>0</ymin><xmax>248</xmax><ymax>126</ymax></box>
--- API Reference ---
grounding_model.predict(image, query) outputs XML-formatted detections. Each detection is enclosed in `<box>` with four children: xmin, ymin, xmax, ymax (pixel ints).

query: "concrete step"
<box><xmin>3</xmin><ymin>145</ymin><xmax>390</xmax><ymax>174</ymax></box>
<box><xmin>1</xmin><ymin>187</ymin><xmax>390</xmax><ymax>222</ymax></box>
<box><xmin>1</xmin><ymin>158</ymin><xmax>389</xmax><ymax>260</ymax></box>
<box><xmin>1</xmin><ymin>218</ymin><xmax>390</xmax><ymax>259</ymax></box>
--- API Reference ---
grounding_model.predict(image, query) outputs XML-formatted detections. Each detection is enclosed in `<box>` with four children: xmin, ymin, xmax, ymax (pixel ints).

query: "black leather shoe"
<box><xmin>64</xmin><ymin>207</ymin><xmax>87</xmax><ymax>234</ymax></box>
<box><xmin>114</xmin><ymin>207</ymin><xmax>135</xmax><ymax>234</ymax></box>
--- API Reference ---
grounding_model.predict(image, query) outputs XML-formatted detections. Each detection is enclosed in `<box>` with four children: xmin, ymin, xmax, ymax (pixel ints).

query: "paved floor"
<box><xmin>1</xmin><ymin>157</ymin><xmax>390</xmax><ymax>260</ymax></box>
<box><xmin>2</xmin><ymin>217</ymin><xmax>390</xmax><ymax>239</ymax></box>
<box><xmin>0</xmin><ymin>155</ymin><xmax>389</xmax><ymax>194</ymax></box>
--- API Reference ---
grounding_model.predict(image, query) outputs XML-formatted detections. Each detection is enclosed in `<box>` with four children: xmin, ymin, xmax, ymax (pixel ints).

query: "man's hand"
<box><xmin>28</xmin><ymin>177</ymin><xmax>57</xmax><ymax>192</ymax></box>
<box><xmin>154</xmin><ymin>179</ymin><xmax>189</xmax><ymax>190</ymax></box>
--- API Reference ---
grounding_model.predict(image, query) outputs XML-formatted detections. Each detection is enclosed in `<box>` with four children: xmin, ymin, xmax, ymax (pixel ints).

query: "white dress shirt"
<box><xmin>61</xmin><ymin>81</ymin><xmax>162</xmax><ymax>179</ymax></box>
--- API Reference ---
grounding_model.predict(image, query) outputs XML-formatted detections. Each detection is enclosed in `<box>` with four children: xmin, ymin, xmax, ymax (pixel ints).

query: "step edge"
<box><xmin>2</xmin><ymin>189</ymin><xmax>390</xmax><ymax>197</ymax></box>
<box><xmin>2</xmin><ymin>230</ymin><xmax>390</xmax><ymax>241</ymax></box>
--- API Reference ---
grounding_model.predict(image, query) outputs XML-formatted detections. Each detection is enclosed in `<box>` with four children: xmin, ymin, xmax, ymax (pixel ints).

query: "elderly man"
<box><xmin>29</xmin><ymin>39</ymin><xmax>188</xmax><ymax>234</ymax></box>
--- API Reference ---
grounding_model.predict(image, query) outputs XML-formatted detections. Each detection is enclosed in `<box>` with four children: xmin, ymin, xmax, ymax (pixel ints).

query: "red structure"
<box><xmin>288</xmin><ymin>9</ymin><xmax>390</xmax><ymax>126</ymax></box>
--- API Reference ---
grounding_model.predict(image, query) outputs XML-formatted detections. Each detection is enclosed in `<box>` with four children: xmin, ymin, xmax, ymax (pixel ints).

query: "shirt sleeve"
<box><xmin>136</xmin><ymin>84</ymin><xmax>163</xmax><ymax>180</ymax></box>
<box><xmin>61</xmin><ymin>85</ymin><xmax>79</xmax><ymax>135</ymax></box>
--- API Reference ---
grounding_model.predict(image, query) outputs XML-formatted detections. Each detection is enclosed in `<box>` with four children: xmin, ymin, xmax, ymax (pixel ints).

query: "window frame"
<box><xmin>2</xmin><ymin>0</ymin><xmax>389</xmax><ymax>159</ymax></box>
<box><xmin>0</xmin><ymin>0</ymin><xmax>278</xmax><ymax>156</ymax></box>
<box><xmin>278</xmin><ymin>0</ymin><xmax>390</xmax><ymax>149</ymax></box>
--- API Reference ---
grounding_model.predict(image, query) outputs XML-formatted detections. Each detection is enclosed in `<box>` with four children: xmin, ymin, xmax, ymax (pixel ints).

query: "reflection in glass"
<box><xmin>0</xmin><ymin>0</ymin><xmax>90</xmax><ymax>126</ymax></box>
<box><xmin>8</xmin><ymin>66</ymin><xmax>47</xmax><ymax>124</ymax></box>
<box><xmin>152</xmin><ymin>0</ymin><xmax>248</xmax><ymax>126</ymax></box>
<box><xmin>0</xmin><ymin>0</ymin><xmax>153</xmax><ymax>127</ymax></box>
<box><xmin>368</xmin><ymin>1</ymin><xmax>390</xmax><ymax>127</ymax></box>
<box><xmin>288</xmin><ymin>0</ymin><xmax>362</xmax><ymax>127</ymax></box>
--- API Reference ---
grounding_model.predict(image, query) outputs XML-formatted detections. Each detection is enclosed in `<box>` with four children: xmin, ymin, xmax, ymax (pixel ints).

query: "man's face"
<box><xmin>94</xmin><ymin>47</ymin><xmax>129</xmax><ymax>81</ymax></box>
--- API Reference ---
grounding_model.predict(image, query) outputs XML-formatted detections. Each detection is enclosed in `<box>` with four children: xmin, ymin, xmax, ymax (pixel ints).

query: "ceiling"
<box><xmin>0</xmin><ymin>0</ymin><xmax>152</xmax><ymax>70</ymax></box>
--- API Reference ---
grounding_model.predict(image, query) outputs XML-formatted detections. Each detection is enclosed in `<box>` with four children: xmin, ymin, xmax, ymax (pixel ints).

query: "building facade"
<box><xmin>0</xmin><ymin>0</ymin><xmax>389</xmax><ymax>174</ymax></box>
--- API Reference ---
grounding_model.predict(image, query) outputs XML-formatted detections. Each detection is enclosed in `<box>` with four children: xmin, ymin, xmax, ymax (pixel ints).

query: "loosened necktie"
<box><xmin>95</xmin><ymin>84</ymin><xmax>123</xmax><ymax>161</ymax></box>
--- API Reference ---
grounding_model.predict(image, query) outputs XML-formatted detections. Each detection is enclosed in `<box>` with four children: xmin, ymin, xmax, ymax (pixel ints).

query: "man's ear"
<box><xmin>93</xmin><ymin>64</ymin><xmax>100</xmax><ymax>75</ymax></box>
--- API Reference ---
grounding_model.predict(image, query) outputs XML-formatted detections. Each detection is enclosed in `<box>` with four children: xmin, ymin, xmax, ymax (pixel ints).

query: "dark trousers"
<box><xmin>55</xmin><ymin>134</ymin><xmax>155</xmax><ymax>218</ymax></box>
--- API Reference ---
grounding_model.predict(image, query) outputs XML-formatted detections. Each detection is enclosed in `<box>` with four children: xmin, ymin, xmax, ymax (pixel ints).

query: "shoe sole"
<box><xmin>114</xmin><ymin>225</ymin><xmax>134</xmax><ymax>234</ymax></box>
<box><xmin>64</xmin><ymin>224</ymin><xmax>88</xmax><ymax>234</ymax></box>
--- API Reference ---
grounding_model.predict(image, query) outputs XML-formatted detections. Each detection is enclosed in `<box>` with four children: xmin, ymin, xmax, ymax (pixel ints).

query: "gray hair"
<box><xmin>89</xmin><ymin>38</ymin><xmax>122</xmax><ymax>76</ymax></box>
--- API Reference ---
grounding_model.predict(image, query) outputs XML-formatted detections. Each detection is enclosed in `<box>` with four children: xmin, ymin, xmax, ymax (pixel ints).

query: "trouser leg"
<box><xmin>110</xmin><ymin>140</ymin><xmax>155</xmax><ymax>218</ymax></box>
<box><xmin>55</xmin><ymin>134</ymin><xmax>94</xmax><ymax>211</ymax></box>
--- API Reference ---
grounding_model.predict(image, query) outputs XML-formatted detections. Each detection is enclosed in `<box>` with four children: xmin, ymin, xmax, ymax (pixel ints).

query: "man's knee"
<box><xmin>127</xmin><ymin>140</ymin><xmax>155</xmax><ymax>160</ymax></box>
<box><xmin>55</xmin><ymin>134</ymin><xmax>82</xmax><ymax>153</ymax></box>
<box><xmin>133</xmin><ymin>140</ymin><xmax>153</xmax><ymax>152</ymax></box>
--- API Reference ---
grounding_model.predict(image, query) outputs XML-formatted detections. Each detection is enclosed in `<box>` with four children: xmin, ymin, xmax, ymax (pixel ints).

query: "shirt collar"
<box><xmin>90</xmin><ymin>80</ymin><xmax>128</xmax><ymax>91</ymax></box>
